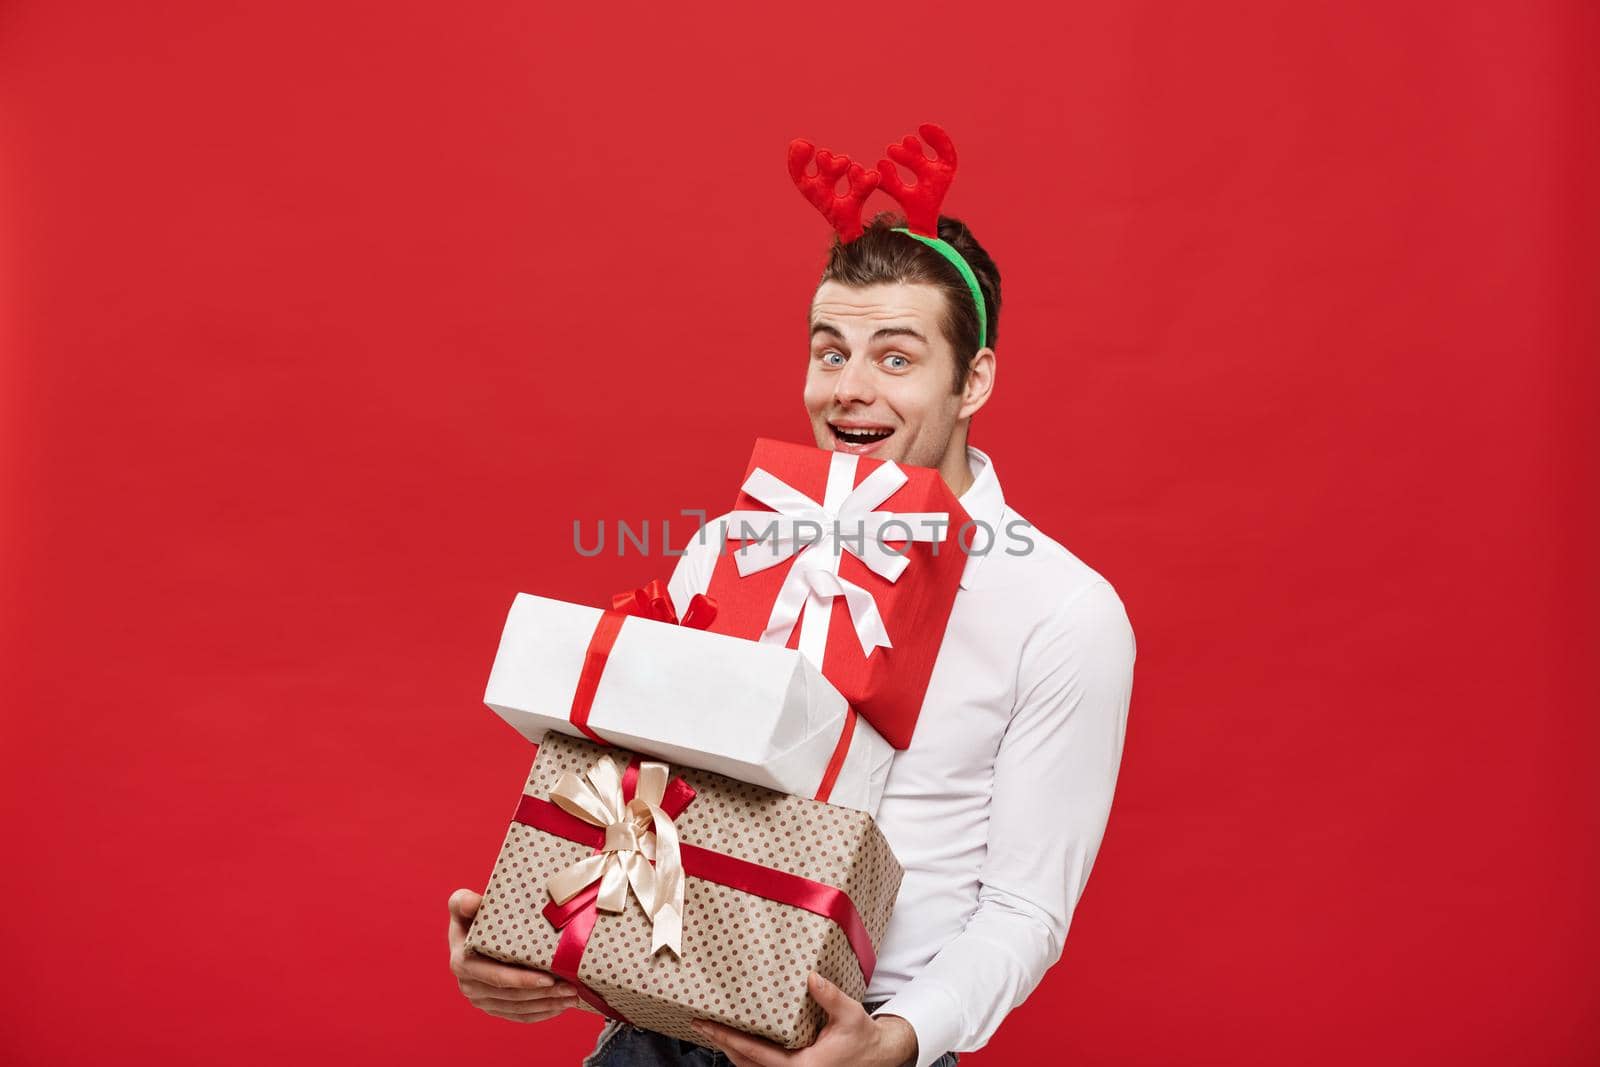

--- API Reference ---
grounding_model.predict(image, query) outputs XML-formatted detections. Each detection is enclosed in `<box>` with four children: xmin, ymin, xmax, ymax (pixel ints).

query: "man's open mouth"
<box><xmin>829</xmin><ymin>423</ymin><xmax>894</xmax><ymax>447</ymax></box>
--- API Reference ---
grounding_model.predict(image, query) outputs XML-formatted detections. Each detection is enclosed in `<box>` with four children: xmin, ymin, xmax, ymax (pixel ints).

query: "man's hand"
<box><xmin>448</xmin><ymin>888</ymin><xmax>582</xmax><ymax>1023</ymax></box>
<box><xmin>691</xmin><ymin>972</ymin><xmax>919</xmax><ymax>1067</ymax></box>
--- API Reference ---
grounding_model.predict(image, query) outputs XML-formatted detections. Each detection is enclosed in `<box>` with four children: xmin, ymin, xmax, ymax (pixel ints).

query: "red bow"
<box><xmin>610</xmin><ymin>578</ymin><xmax>717</xmax><ymax>631</ymax></box>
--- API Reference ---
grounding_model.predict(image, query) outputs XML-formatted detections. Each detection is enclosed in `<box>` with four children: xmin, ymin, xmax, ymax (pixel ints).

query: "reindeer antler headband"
<box><xmin>788</xmin><ymin>122</ymin><xmax>988</xmax><ymax>349</ymax></box>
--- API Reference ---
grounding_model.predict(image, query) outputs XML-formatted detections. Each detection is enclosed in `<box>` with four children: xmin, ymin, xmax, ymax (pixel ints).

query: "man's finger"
<box><xmin>491</xmin><ymin>995</ymin><xmax>580</xmax><ymax>1018</ymax></box>
<box><xmin>460</xmin><ymin>979</ymin><xmax>579</xmax><ymax>1004</ymax></box>
<box><xmin>807</xmin><ymin>971</ymin><xmax>862</xmax><ymax>1023</ymax></box>
<box><xmin>692</xmin><ymin>1021</ymin><xmax>790</xmax><ymax>1067</ymax></box>
<box><xmin>466</xmin><ymin>991</ymin><xmax>566</xmax><ymax>1013</ymax></box>
<box><xmin>481</xmin><ymin>1006</ymin><xmax>565</xmax><ymax>1024</ymax></box>
<box><xmin>448</xmin><ymin>888</ymin><xmax>481</xmax><ymax>923</ymax></box>
<box><xmin>451</xmin><ymin>951</ymin><xmax>561</xmax><ymax>990</ymax></box>
<box><xmin>697</xmin><ymin>1036</ymin><xmax>763</xmax><ymax>1067</ymax></box>
<box><xmin>447</xmin><ymin>889</ymin><xmax>481</xmax><ymax>951</ymax></box>
<box><xmin>458</xmin><ymin>977</ymin><xmax>578</xmax><ymax>1003</ymax></box>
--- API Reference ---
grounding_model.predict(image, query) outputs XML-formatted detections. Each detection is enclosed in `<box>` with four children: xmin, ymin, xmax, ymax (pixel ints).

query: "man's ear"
<box><xmin>958</xmin><ymin>347</ymin><xmax>996</xmax><ymax>420</ymax></box>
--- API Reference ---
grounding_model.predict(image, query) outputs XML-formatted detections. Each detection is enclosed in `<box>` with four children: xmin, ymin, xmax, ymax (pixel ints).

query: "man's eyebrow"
<box><xmin>869</xmin><ymin>326</ymin><xmax>929</xmax><ymax>344</ymax></box>
<box><xmin>808</xmin><ymin>322</ymin><xmax>929</xmax><ymax>344</ymax></box>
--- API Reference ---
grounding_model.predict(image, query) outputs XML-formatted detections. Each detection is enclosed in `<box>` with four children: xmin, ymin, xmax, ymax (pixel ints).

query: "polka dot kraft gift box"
<box><xmin>465</xmin><ymin>731</ymin><xmax>904</xmax><ymax>1049</ymax></box>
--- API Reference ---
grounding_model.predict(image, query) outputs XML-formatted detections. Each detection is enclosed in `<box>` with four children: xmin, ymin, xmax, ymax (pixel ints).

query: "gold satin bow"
<box><xmin>545</xmin><ymin>755</ymin><xmax>686</xmax><ymax>957</ymax></box>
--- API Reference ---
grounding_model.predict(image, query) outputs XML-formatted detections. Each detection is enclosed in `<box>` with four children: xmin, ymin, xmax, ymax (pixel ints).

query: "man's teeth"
<box><xmin>834</xmin><ymin>426</ymin><xmax>892</xmax><ymax>440</ymax></box>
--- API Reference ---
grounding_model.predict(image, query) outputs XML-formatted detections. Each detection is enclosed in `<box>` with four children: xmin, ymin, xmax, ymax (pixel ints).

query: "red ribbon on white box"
<box><xmin>568</xmin><ymin>580</ymin><xmax>716</xmax><ymax>746</ymax></box>
<box><xmin>566</xmin><ymin>578</ymin><xmax>858</xmax><ymax>805</ymax></box>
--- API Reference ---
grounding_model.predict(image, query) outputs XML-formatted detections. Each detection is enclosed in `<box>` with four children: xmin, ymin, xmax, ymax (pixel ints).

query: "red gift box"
<box><xmin>703</xmin><ymin>438</ymin><xmax>969</xmax><ymax>749</ymax></box>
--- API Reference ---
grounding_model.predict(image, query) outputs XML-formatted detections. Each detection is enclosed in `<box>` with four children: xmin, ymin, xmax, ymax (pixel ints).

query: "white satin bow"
<box><xmin>545</xmin><ymin>756</ymin><xmax>686</xmax><ymax>957</ymax></box>
<box><xmin>723</xmin><ymin>452</ymin><xmax>948</xmax><ymax>668</ymax></box>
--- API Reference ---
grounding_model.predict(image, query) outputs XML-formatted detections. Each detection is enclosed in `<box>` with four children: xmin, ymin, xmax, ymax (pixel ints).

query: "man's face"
<box><xmin>804</xmin><ymin>280</ymin><xmax>968</xmax><ymax>471</ymax></box>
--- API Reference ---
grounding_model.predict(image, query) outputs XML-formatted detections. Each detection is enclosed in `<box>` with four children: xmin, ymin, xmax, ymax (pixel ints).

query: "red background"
<box><xmin>2</xmin><ymin>2</ymin><xmax>1595</xmax><ymax>1064</ymax></box>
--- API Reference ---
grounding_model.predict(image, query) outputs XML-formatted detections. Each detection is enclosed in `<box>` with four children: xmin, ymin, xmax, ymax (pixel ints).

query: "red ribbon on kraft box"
<box><xmin>511</xmin><ymin>755</ymin><xmax>878</xmax><ymax>1024</ymax></box>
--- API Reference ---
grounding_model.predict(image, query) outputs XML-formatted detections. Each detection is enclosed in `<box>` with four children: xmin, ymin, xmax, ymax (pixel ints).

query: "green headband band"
<box><xmin>891</xmin><ymin>227</ymin><xmax>988</xmax><ymax>350</ymax></box>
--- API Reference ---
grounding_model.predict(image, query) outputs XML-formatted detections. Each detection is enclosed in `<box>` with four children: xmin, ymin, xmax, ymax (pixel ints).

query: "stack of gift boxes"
<box><xmin>465</xmin><ymin>438</ymin><xmax>970</xmax><ymax>1048</ymax></box>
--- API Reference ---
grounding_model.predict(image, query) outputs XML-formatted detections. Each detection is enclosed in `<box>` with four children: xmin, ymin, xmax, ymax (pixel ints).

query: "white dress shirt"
<box><xmin>667</xmin><ymin>445</ymin><xmax>1137</xmax><ymax>1067</ymax></box>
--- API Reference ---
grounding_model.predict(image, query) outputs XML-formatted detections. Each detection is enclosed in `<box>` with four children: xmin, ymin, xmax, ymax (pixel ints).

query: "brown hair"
<box><xmin>817</xmin><ymin>210</ymin><xmax>1002</xmax><ymax>392</ymax></box>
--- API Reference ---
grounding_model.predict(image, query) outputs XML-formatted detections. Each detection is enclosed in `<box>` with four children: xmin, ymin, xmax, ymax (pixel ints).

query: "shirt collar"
<box><xmin>956</xmin><ymin>445</ymin><xmax>1006</xmax><ymax>590</ymax></box>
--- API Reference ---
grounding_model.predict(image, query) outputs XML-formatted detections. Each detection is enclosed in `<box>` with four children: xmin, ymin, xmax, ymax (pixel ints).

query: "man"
<box><xmin>447</xmin><ymin>212</ymin><xmax>1137</xmax><ymax>1067</ymax></box>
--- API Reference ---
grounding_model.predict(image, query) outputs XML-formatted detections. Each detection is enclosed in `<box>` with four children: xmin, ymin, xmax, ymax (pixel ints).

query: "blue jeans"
<box><xmin>583</xmin><ymin>1011</ymin><xmax>960</xmax><ymax>1066</ymax></box>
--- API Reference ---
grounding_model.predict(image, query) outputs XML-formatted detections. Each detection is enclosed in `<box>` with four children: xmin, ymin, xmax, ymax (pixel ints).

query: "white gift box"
<box><xmin>484</xmin><ymin>592</ymin><xmax>894</xmax><ymax>815</ymax></box>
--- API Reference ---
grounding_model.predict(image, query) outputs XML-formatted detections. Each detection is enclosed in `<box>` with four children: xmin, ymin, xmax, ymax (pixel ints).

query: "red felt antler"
<box><xmin>788</xmin><ymin>139</ymin><xmax>881</xmax><ymax>243</ymax></box>
<box><xmin>876</xmin><ymin>123</ymin><xmax>958</xmax><ymax>237</ymax></box>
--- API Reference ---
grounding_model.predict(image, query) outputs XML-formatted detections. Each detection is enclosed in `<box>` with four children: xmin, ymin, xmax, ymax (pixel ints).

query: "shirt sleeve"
<box><xmin>873</xmin><ymin>579</ymin><xmax>1137</xmax><ymax>1067</ymax></box>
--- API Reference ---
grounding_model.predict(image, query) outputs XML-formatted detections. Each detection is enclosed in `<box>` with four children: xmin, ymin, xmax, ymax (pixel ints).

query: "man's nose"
<box><xmin>833</xmin><ymin>354</ymin><xmax>876</xmax><ymax>406</ymax></box>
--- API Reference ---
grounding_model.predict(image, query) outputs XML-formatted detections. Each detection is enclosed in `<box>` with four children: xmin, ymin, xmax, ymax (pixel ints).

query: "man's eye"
<box><xmin>820</xmin><ymin>350</ymin><xmax>846</xmax><ymax>366</ymax></box>
<box><xmin>884</xmin><ymin>354</ymin><xmax>910</xmax><ymax>369</ymax></box>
